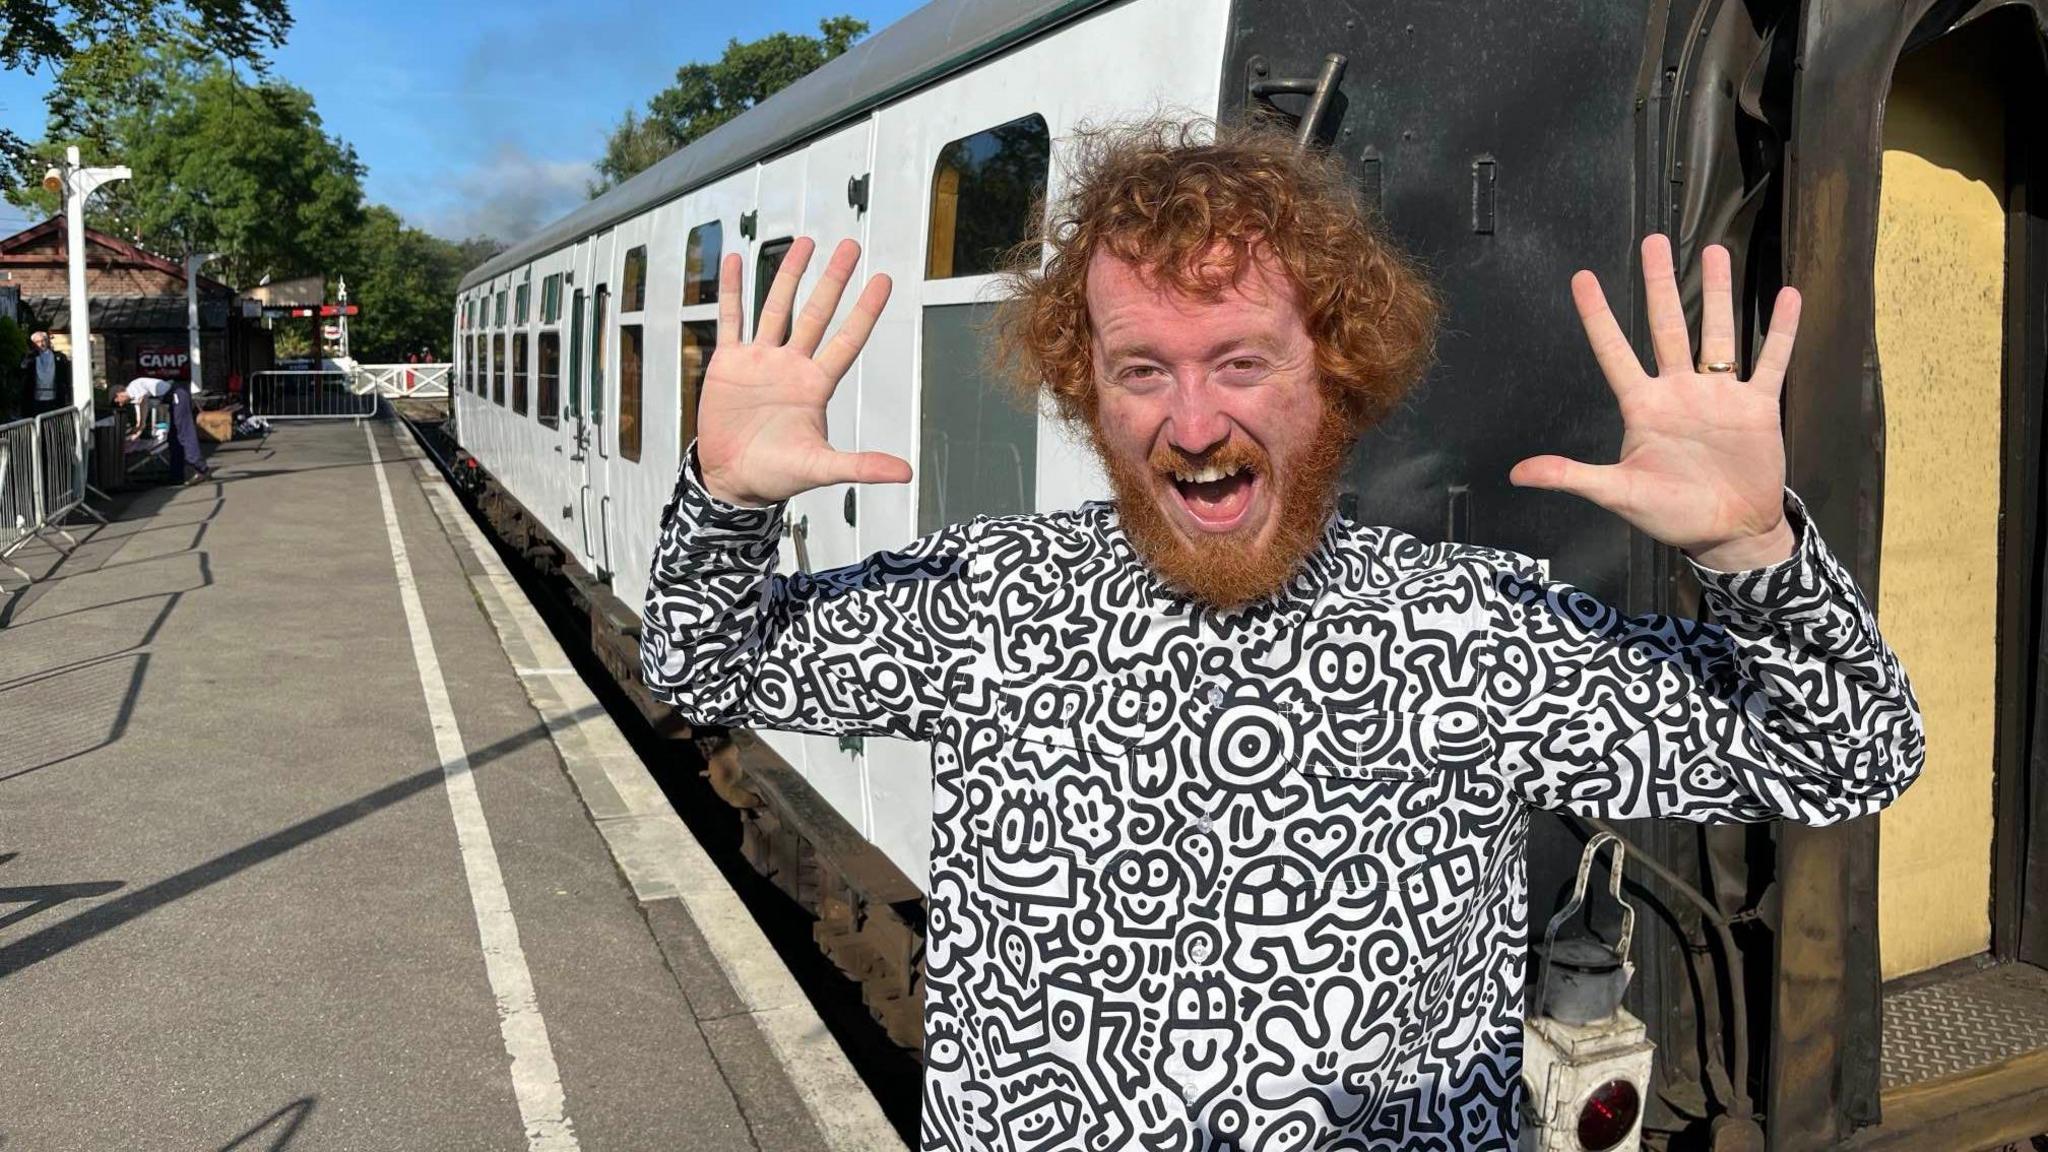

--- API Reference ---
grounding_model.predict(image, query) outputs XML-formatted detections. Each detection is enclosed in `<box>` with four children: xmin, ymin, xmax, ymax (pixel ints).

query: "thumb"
<box><xmin>824</xmin><ymin>450</ymin><xmax>913</xmax><ymax>487</ymax></box>
<box><xmin>1510</xmin><ymin>454</ymin><xmax>1624</xmax><ymax>508</ymax></box>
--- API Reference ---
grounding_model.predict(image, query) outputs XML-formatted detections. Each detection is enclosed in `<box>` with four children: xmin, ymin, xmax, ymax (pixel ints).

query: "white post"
<box><xmin>44</xmin><ymin>146</ymin><xmax>132</xmax><ymax>418</ymax></box>
<box><xmin>336</xmin><ymin>276</ymin><xmax>350</xmax><ymax>360</ymax></box>
<box><xmin>185</xmin><ymin>252</ymin><xmax>218</xmax><ymax>393</ymax></box>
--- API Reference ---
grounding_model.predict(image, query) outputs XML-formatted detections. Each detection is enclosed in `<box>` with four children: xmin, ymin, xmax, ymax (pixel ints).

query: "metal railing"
<box><xmin>351</xmin><ymin>362</ymin><xmax>452</xmax><ymax>400</ymax></box>
<box><xmin>247</xmin><ymin>370</ymin><xmax>380</xmax><ymax>421</ymax></box>
<box><xmin>1</xmin><ymin>406</ymin><xmax>99</xmax><ymax>589</ymax></box>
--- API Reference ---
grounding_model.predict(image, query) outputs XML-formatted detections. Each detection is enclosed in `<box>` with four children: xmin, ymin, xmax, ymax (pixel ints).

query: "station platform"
<box><xmin>0</xmin><ymin>418</ymin><xmax>899</xmax><ymax>1151</ymax></box>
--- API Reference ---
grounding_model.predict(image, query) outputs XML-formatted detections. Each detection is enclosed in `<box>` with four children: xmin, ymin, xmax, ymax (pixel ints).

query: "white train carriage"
<box><xmin>453</xmin><ymin>0</ymin><xmax>1232</xmax><ymax>888</ymax></box>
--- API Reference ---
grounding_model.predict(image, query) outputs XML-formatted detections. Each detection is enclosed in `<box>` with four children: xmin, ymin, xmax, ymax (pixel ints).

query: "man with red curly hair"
<box><xmin>642</xmin><ymin>120</ymin><xmax>1921</xmax><ymax>1150</ymax></box>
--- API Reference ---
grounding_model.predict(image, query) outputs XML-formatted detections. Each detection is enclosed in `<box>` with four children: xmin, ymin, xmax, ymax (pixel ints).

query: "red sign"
<box><xmin>137</xmin><ymin>345</ymin><xmax>191</xmax><ymax>379</ymax></box>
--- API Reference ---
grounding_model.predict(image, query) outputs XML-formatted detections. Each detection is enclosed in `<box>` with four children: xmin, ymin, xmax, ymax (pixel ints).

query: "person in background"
<box><xmin>19</xmin><ymin>330</ymin><xmax>63</xmax><ymax>417</ymax></box>
<box><xmin>113</xmin><ymin>374</ymin><xmax>211</xmax><ymax>485</ymax></box>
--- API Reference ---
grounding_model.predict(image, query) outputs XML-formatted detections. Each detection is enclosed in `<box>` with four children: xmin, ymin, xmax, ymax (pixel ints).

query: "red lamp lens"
<box><xmin>1575</xmin><ymin>1078</ymin><xmax>1640</xmax><ymax>1151</ymax></box>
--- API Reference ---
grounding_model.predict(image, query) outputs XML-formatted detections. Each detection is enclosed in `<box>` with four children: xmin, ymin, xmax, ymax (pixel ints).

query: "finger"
<box><xmin>788</xmin><ymin>239</ymin><xmax>861</xmax><ymax>357</ymax></box>
<box><xmin>1640</xmin><ymin>233</ymin><xmax>1694</xmax><ymax>376</ymax></box>
<box><xmin>816</xmin><ymin>272</ymin><xmax>894</xmax><ymax>381</ymax></box>
<box><xmin>1699</xmin><ymin>243</ymin><xmax>1736</xmax><ymax>369</ymax></box>
<box><xmin>822</xmin><ymin>449</ymin><xmax>913</xmax><ymax>487</ymax></box>
<box><xmin>755</xmin><ymin>236</ymin><xmax>816</xmax><ymax>346</ymax></box>
<box><xmin>1570</xmin><ymin>270</ymin><xmax>1644</xmax><ymax>396</ymax></box>
<box><xmin>1750</xmin><ymin>285</ymin><xmax>1802</xmax><ymax>394</ymax></box>
<box><xmin>1509</xmin><ymin>454</ymin><xmax>1628</xmax><ymax>510</ymax></box>
<box><xmin>716</xmin><ymin>252</ymin><xmax>742</xmax><ymax>346</ymax></box>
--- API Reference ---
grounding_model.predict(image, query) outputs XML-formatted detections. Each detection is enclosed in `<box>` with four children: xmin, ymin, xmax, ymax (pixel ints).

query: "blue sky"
<box><xmin>0</xmin><ymin>0</ymin><xmax>926</xmax><ymax>240</ymax></box>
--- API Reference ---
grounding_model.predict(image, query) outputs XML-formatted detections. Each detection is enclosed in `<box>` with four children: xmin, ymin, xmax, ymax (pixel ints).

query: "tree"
<box><xmin>0</xmin><ymin>1</ymin><xmax>291</xmax><ymax>192</ymax></box>
<box><xmin>591</xmin><ymin>16</ymin><xmax>867</xmax><ymax>193</ymax></box>
<box><xmin>11</xmin><ymin>59</ymin><xmax>365</xmax><ymax>289</ymax></box>
<box><xmin>345</xmin><ymin>205</ymin><xmax>470</xmax><ymax>361</ymax></box>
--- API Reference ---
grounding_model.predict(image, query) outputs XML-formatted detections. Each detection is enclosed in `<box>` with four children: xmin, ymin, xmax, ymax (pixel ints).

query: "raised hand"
<box><xmin>1510</xmin><ymin>234</ymin><xmax>1802</xmax><ymax>572</ymax></box>
<box><xmin>695</xmin><ymin>237</ymin><xmax>910</xmax><ymax>508</ymax></box>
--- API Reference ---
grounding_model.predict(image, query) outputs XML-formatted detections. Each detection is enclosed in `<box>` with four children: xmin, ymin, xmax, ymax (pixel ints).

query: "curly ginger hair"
<box><xmin>994</xmin><ymin>118</ymin><xmax>1439</xmax><ymax>437</ymax></box>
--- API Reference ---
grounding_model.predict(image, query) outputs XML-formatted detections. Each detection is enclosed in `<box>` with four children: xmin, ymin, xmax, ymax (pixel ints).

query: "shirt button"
<box><xmin>1181</xmin><ymin>1082</ymin><xmax>1201</xmax><ymax>1104</ymax></box>
<box><xmin>1196</xmin><ymin>815</ymin><xmax>1213</xmax><ymax>833</ymax></box>
<box><xmin>1205</xmin><ymin>685</ymin><xmax>1224</xmax><ymax>707</ymax></box>
<box><xmin>1184</xmin><ymin>936</ymin><xmax>1212</xmax><ymax>963</ymax></box>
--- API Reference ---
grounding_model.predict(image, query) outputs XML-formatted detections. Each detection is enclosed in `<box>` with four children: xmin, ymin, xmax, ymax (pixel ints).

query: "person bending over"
<box><xmin>640</xmin><ymin>120</ymin><xmax>1923</xmax><ymax>1151</ymax></box>
<box><xmin>115</xmin><ymin>375</ymin><xmax>212</xmax><ymax>486</ymax></box>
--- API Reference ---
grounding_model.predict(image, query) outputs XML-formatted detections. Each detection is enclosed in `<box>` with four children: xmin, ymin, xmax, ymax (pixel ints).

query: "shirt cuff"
<box><xmin>673</xmin><ymin>441</ymin><xmax>785</xmax><ymax>551</ymax></box>
<box><xmin>1685</xmin><ymin>490</ymin><xmax>1826</xmax><ymax>617</ymax></box>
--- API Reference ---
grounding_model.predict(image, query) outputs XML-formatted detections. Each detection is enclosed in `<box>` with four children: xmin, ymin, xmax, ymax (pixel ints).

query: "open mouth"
<box><xmin>1168</xmin><ymin>462</ymin><xmax>1259</xmax><ymax>531</ymax></box>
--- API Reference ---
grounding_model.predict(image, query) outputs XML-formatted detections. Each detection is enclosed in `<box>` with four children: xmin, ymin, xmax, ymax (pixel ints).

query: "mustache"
<box><xmin>1149</xmin><ymin>436</ymin><xmax>1269</xmax><ymax>479</ymax></box>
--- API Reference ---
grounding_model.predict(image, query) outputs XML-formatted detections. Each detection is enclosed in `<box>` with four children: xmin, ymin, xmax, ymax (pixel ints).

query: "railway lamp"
<box><xmin>44</xmin><ymin>146</ymin><xmax>131</xmax><ymax>421</ymax></box>
<box><xmin>1521</xmin><ymin>833</ymin><xmax>1655</xmax><ymax>1152</ymax></box>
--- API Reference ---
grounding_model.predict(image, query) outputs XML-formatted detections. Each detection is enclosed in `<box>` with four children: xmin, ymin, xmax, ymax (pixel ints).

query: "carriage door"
<box><xmin>792</xmin><ymin>122</ymin><xmax>876</xmax><ymax>824</ymax></box>
<box><xmin>583</xmin><ymin>229</ymin><xmax>616</xmax><ymax>581</ymax></box>
<box><xmin>745</xmin><ymin>151</ymin><xmax>811</xmax><ymax>783</ymax></box>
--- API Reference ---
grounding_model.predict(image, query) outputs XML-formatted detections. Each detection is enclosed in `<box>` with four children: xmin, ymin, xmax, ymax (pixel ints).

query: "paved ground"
<box><xmin>0</xmin><ymin>419</ymin><xmax>883</xmax><ymax>1151</ymax></box>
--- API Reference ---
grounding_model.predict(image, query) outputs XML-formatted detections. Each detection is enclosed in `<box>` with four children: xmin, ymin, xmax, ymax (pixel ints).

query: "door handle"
<box><xmin>1248</xmin><ymin>52</ymin><xmax>1349</xmax><ymax>149</ymax></box>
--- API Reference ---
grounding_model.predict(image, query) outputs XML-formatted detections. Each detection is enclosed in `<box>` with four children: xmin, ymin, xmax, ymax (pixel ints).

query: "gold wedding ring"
<box><xmin>1698</xmin><ymin>360</ymin><xmax>1739</xmax><ymax>374</ymax></box>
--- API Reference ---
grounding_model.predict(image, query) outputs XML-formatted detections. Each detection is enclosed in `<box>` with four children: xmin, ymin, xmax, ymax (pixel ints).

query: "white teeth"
<box><xmin>1174</xmin><ymin>464</ymin><xmax>1243</xmax><ymax>484</ymax></box>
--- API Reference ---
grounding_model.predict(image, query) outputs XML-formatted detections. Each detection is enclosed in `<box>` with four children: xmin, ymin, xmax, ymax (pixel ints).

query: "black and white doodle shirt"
<box><xmin>642</xmin><ymin>449</ymin><xmax>1922</xmax><ymax>1152</ymax></box>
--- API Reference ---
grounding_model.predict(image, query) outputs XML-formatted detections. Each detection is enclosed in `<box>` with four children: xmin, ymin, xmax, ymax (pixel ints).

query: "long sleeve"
<box><xmin>639</xmin><ymin>446</ymin><xmax>984</xmax><ymax>742</ymax></box>
<box><xmin>1485</xmin><ymin>492</ymin><xmax>1924</xmax><ymax>824</ymax></box>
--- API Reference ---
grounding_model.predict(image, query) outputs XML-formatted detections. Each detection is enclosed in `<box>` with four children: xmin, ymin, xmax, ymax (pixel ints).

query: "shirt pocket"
<box><xmin>1286</xmin><ymin>703</ymin><xmax>1444</xmax><ymax>782</ymax></box>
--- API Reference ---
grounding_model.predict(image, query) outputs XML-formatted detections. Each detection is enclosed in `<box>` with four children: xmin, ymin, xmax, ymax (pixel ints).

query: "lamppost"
<box><xmin>41</xmin><ymin>145</ymin><xmax>131</xmax><ymax>418</ymax></box>
<box><xmin>186</xmin><ymin>252</ymin><xmax>220</xmax><ymax>392</ymax></box>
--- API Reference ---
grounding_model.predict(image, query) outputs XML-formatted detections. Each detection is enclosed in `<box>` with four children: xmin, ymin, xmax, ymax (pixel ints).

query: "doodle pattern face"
<box><xmin>642</xmin><ymin>464</ymin><xmax>1923</xmax><ymax>1152</ymax></box>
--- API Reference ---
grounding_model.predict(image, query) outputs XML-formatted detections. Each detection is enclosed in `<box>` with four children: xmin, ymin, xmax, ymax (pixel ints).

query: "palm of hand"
<box><xmin>693</xmin><ymin>238</ymin><xmax>908</xmax><ymax>508</ymax></box>
<box><xmin>1603</xmin><ymin>360</ymin><xmax>1788</xmax><ymax>552</ymax></box>
<box><xmin>697</xmin><ymin>343</ymin><xmax>841</xmax><ymax>503</ymax></box>
<box><xmin>1512</xmin><ymin>235</ymin><xmax>1803</xmax><ymax>568</ymax></box>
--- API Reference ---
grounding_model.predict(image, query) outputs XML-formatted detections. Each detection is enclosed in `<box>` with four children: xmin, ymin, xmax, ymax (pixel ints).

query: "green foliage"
<box><xmin>346</xmin><ymin>205</ymin><xmax>472</xmax><ymax>361</ymax></box>
<box><xmin>0</xmin><ymin>1</ymin><xmax>290</xmax><ymax>191</ymax></box>
<box><xmin>591</xmin><ymin>16</ymin><xmax>867</xmax><ymax>194</ymax></box>
<box><xmin>10</xmin><ymin>55</ymin><xmax>366</xmax><ymax>290</ymax></box>
<box><xmin>0</xmin><ymin>314</ymin><xmax>26</xmax><ymax>421</ymax></box>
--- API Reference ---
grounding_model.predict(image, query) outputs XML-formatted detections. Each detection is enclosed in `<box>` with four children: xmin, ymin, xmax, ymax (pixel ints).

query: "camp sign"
<box><xmin>136</xmin><ymin>345</ymin><xmax>191</xmax><ymax>379</ymax></box>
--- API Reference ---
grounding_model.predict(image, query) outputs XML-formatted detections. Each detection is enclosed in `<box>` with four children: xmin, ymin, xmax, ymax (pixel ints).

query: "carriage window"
<box><xmin>463</xmin><ymin>335</ymin><xmax>475</xmax><ymax>392</ymax></box>
<box><xmin>493</xmin><ymin>332</ymin><xmax>507</xmax><ymax>406</ymax></box>
<box><xmin>569</xmin><ymin>290</ymin><xmax>585</xmax><ymax>420</ymax></box>
<box><xmin>618</xmin><ymin>324</ymin><xmax>643</xmax><ymax>461</ymax></box>
<box><xmin>515</xmin><ymin>281</ymin><xmax>530</xmax><ymax>325</ymax></box>
<box><xmin>495</xmin><ymin>289</ymin><xmax>508</xmax><ymax>327</ymax></box>
<box><xmin>512</xmin><ymin>330</ymin><xmax>529</xmax><ymax>415</ymax></box>
<box><xmin>685</xmin><ymin>222</ymin><xmax>722</xmax><ymax>306</ymax></box>
<box><xmin>537</xmin><ymin>332</ymin><xmax>560</xmax><ymax>427</ymax></box>
<box><xmin>918</xmin><ymin>302</ymin><xmax>1034</xmax><ymax>533</ymax></box>
<box><xmin>927</xmin><ymin>114</ymin><xmax>1049</xmax><ymax>280</ymax></box>
<box><xmin>541</xmin><ymin>274</ymin><xmax>562</xmax><ymax>324</ymax></box>
<box><xmin>754</xmin><ymin>238</ymin><xmax>794</xmax><ymax>332</ymax></box>
<box><xmin>680</xmin><ymin>321</ymin><xmax>716</xmax><ymax>450</ymax></box>
<box><xmin>622</xmin><ymin>245</ymin><xmax>648</xmax><ymax>312</ymax></box>
<box><xmin>591</xmin><ymin>286</ymin><xmax>610</xmax><ymax>427</ymax></box>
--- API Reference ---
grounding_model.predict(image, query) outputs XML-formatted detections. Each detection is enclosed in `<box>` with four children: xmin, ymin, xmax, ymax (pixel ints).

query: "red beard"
<box><xmin>1093</xmin><ymin>403</ymin><xmax>1352</xmax><ymax>609</ymax></box>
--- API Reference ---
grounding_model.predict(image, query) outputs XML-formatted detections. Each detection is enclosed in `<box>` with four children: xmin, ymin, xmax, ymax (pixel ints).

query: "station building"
<box><xmin>0</xmin><ymin>218</ymin><xmax>274</xmax><ymax>393</ymax></box>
